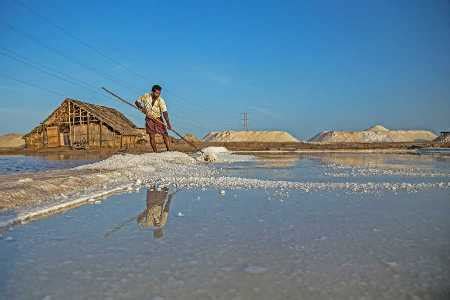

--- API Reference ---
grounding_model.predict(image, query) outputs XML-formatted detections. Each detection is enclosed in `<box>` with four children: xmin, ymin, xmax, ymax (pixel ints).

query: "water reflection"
<box><xmin>137</xmin><ymin>187</ymin><xmax>174</xmax><ymax>239</ymax></box>
<box><xmin>104</xmin><ymin>186</ymin><xmax>176</xmax><ymax>239</ymax></box>
<box><xmin>312</xmin><ymin>153</ymin><xmax>446</xmax><ymax>170</ymax></box>
<box><xmin>254</xmin><ymin>154</ymin><xmax>301</xmax><ymax>168</ymax></box>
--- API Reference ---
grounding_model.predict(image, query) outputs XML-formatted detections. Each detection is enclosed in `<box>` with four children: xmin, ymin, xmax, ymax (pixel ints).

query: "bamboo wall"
<box><xmin>25</xmin><ymin>123</ymin><xmax>138</xmax><ymax>149</ymax></box>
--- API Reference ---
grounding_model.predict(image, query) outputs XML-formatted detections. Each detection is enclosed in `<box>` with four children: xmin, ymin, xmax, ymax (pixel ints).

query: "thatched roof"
<box><xmin>24</xmin><ymin>98</ymin><xmax>141</xmax><ymax>137</ymax></box>
<box><xmin>70</xmin><ymin>99</ymin><xmax>139</xmax><ymax>134</ymax></box>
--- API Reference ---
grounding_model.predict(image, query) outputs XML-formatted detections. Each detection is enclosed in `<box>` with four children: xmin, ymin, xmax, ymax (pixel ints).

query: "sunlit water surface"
<box><xmin>0</xmin><ymin>154</ymin><xmax>106</xmax><ymax>174</ymax></box>
<box><xmin>1</xmin><ymin>153</ymin><xmax>449</xmax><ymax>299</ymax></box>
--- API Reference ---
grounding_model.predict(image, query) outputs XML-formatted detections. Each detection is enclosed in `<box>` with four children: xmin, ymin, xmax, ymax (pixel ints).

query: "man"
<box><xmin>135</xmin><ymin>84</ymin><xmax>172</xmax><ymax>152</ymax></box>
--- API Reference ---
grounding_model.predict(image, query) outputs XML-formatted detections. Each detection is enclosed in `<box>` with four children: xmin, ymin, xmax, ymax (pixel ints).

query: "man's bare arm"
<box><xmin>163</xmin><ymin>111</ymin><xmax>172</xmax><ymax>130</ymax></box>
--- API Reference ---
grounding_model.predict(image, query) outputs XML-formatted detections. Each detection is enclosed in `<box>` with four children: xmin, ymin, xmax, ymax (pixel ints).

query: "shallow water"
<box><xmin>0</xmin><ymin>154</ymin><xmax>105</xmax><ymax>174</ymax></box>
<box><xmin>1</xmin><ymin>153</ymin><xmax>450</xmax><ymax>299</ymax></box>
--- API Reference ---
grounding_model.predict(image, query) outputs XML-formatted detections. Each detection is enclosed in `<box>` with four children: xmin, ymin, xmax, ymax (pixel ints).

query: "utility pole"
<box><xmin>241</xmin><ymin>112</ymin><xmax>248</xmax><ymax>131</ymax></box>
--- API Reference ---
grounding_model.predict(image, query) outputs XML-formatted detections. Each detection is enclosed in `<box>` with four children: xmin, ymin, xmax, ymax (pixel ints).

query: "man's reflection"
<box><xmin>137</xmin><ymin>186</ymin><xmax>173</xmax><ymax>239</ymax></box>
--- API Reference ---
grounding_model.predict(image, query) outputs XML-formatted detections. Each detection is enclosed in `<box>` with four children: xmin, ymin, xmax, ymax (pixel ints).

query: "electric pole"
<box><xmin>241</xmin><ymin>112</ymin><xmax>248</xmax><ymax>130</ymax></box>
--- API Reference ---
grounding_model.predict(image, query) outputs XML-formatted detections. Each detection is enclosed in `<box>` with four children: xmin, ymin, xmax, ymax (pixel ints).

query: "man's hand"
<box><xmin>135</xmin><ymin>101</ymin><xmax>147</xmax><ymax>114</ymax></box>
<box><xmin>166</xmin><ymin>123</ymin><xmax>172</xmax><ymax>130</ymax></box>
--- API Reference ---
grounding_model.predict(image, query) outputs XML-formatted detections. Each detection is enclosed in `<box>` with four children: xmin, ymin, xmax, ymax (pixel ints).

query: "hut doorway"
<box><xmin>46</xmin><ymin>126</ymin><xmax>60</xmax><ymax>148</ymax></box>
<box><xmin>62</xmin><ymin>132</ymin><xmax>70</xmax><ymax>146</ymax></box>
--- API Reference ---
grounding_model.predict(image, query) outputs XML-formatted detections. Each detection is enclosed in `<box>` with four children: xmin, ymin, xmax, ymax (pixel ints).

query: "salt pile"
<box><xmin>309</xmin><ymin>125</ymin><xmax>437</xmax><ymax>143</ymax></box>
<box><xmin>197</xmin><ymin>146</ymin><xmax>255</xmax><ymax>163</ymax></box>
<box><xmin>0</xmin><ymin>133</ymin><xmax>24</xmax><ymax>148</ymax></box>
<box><xmin>76</xmin><ymin>152</ymin><xmax>197</xmax><ymax>171</ymax></box>
<box><xmin>203</xmin><ymin>130</ymin><xmax>300</xmax><ymax>142</ymax></box>
<box><xmin>76</xmin><ymin>151</ymin><xmax>217</xmax><ymax>187</ymax></box>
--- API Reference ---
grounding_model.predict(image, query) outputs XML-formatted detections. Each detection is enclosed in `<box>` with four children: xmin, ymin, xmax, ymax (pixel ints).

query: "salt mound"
<box><xmin>0</xmin><ymin>133</ymin><xmax>25</xmax><ymax>148</ymax></box>
<box><xmin>309</xmin><ymin>125</ymin><xmax>437</xmax><ymax>143</ymax></box>
<box><xmin>203</xmin><ymin>130</ymin><xmax>300</xmax><ymax>143</ymax></box>
<box><xmin>202</xmin><ymin>146</ymin><xmax>229</xmax><ymax>154</ymax></box>
<box><xmin>197</xmin><ymin>146</ymin><xmax>255</xmax><ymax>163</ymax></box>
<box><xmin>366</xmin><ymin>125</ymin><xmax>389</xmax><ymax>132</ymax></box>
<box><xmin>183</xmin><ymin>133</ymin><xmax>201</xmax><ymax>142</ymax></box>
<box><xmin>76</xmin><ymin>151</ymin><xmax>197</xmax><ymax>171</ymax></box>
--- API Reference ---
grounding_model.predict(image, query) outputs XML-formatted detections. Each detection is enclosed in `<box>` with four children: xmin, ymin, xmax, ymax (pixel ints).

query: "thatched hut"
<box><xmin>434</xmin><ymin>131</ymin><xmax>450</xmax><ymax>144</ymax></box>
<box><xmin>23</xmin><ymin>98</ymin><xmax>143</xmax><ymax>149</ymax></box>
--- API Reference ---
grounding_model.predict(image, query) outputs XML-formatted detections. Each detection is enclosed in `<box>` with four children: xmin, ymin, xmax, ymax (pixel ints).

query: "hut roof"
<box><xmin>24</xmin><ymin>98</ymin><xmax>142</xmax><ymax>137</ymax></box>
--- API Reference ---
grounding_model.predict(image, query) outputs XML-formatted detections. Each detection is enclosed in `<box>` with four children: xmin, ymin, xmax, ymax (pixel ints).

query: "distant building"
<box><xmin>434</xmin><ymin>131</ymin><xmax>450</xmax><ymax>144</ymax></box>
<box><xmin>23</xmin><ymin>98</ymin><xmax>143</xmax><ymax>149</ymax></box>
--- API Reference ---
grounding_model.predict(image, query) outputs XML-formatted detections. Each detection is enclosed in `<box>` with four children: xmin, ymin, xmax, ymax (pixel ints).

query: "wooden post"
<box><xmin>68</xmin><ymin>101</ymin><xmax>72</xmax><ymax>147</ymax></box>
<box><xmin>120</xmin><ymin>135</ymin><xmax>123</xmax><ymax>148</ymax></box>
<box><xmin>73</xmin><ymin>104</ymin><xmax>77</xmax><ymax>144</ymax></box>
<box><xmin>99</xmin><ymin>122</ymin><xmax>102</xmax><ymax>149</ymax></box>
<box><xmin>79</xmin><ymin>107</ymin><xmax>82</xmax><ymax>144</ymax></box>
<box><xmin>57</xmin><ymin>122</ymin><xmax>61</xmax><ymax>146</ymax></box>
<box><xmin>41</xmin><ymin>124</ymin><xmax>45</xmax><ymax>147</ymax></box>
<box><xmin>87</xmin><ymin>113</ymin><xmax>90</xmax><ymax>147</ymax></box>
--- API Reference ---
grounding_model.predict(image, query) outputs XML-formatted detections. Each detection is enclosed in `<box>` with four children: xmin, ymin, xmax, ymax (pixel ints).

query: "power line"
<box><xmin>12</xmin><ymin>0</ymin><xmax>151</xmax><ymax>84</ymax></box>
<box><xmin>0</xmin><ymin>20</ymin><xmax>141</xmax><ymax>93</ymax></box>
<box><xmin>10</xmin><ymin>0</ymin><xmax>284</xmax><ymax>129</ymax></box>
<box><xmin>8</xmin><ymin>1</ymin><xmax>229</xmax><ymax>122</ymax></box>
<box><xmin>6</xmin><ymin>1</ymin><xmax>243</xmax><ymax>129</ymax></box>
<box><xmin>1</xmin><ymin>5</ymin><xmax>238</xmax><ymax>133</ymax></box>
<box><xmin>0</xmin><ymin>73</ymin><xmax>67</xmax><ymax>97</ymax></box>
<box><xmin>1</xmin><ymin>44</ymin><xmax>234</xmax><ymax>133</ymax></box>
<box><xmin>1</xmin><ymin>21</ymin><xmax>222</xmax><ymax>128</ymax></box>
<box><xmin>0</xmin><ymin>47</ymin><xmax>109</xmax><ymax>101</ymax></box>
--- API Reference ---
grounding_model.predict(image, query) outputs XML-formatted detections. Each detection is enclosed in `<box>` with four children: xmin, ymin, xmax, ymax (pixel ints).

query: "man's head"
<box><xmin>151</xmin><ymin>84</ymin><xmax>162</xmax><ymax>97</ymax></box>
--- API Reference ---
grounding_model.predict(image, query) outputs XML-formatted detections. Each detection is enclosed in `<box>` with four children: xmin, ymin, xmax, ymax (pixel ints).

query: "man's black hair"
<box><xmin>152</xmin><ymin>84</ymin><xmax>162</xmax><ymax>92</ymax></box>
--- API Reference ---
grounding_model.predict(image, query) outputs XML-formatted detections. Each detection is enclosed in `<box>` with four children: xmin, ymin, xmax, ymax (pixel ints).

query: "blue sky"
<box><xmin>0</xmin><ymin>0</ymin><xmax>449</xmax><ymax>139</ymax></box>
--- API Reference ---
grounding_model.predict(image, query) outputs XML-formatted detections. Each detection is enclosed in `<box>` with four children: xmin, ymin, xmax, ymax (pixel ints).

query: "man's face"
<box><xmin>152</xmin><ymin>89</ymin><xmax>161</xmax><ymax>98</ymax></box>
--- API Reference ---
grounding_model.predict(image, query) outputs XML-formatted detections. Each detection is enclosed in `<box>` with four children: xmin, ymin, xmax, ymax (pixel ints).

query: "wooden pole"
<box><xmin>79</xmin><ymin>106</ymin><xmax>82</xmax><ymax>144</ymax></box>
<box><xmin>87</xmin><ymin>112</ymin><xmax>90</xmax><ymax>147</ymax></box>
<box><xmin>57</xmin><ymin>122</ymin><xmax>61</xmax><ymax>146</ymax></box>
<box><xmin>99</xmin><ymin>122</ymin><xmax>102</xmax><ymax>149</ymax></box>
<box><xmin>73</xmin><ymin>104</ymin><xmax>77</xmax><ymax>144</ymax></box>
<box><xmin>68</xmin><ymin>101</ymin><xmax>72</xmax><ymax>147</ymax></box>
<box><xmin>41</xmin><ymin>124</ymin><xmax>45</xmax><ymax>147</ymax></box>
